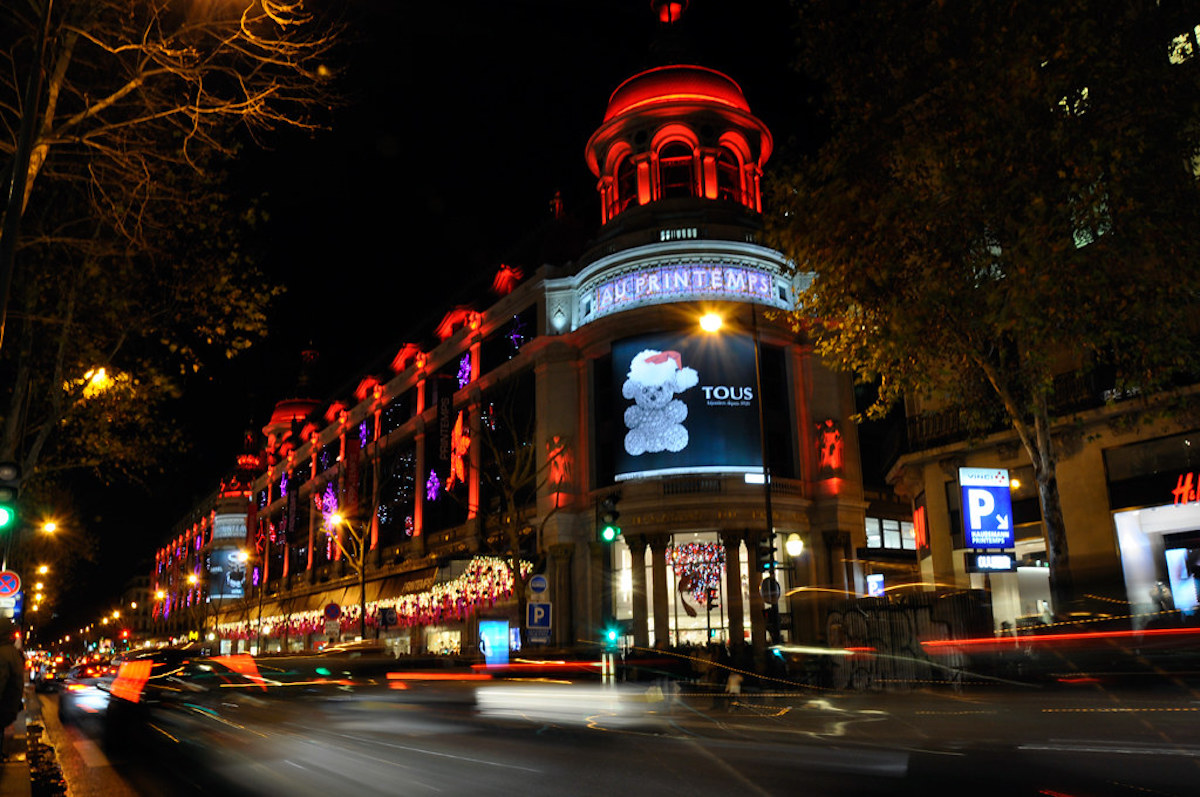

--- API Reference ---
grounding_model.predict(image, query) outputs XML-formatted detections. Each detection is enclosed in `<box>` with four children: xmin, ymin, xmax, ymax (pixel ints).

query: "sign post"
<box><xmin>527</xmin><ymin>602</ymin><xmax>551</xmax><ymax>644</ymax></box>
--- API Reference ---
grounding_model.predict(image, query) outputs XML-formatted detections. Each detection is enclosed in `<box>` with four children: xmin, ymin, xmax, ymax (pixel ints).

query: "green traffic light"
<box><xmin>0</xmin><ymin>506</ymin><xmax>13</xmax><ymax>529</ymax></box>
<box><xmin>600</xmin><ymin>524</ymin><xmax>619</xmax><ymax>542</ymax></box>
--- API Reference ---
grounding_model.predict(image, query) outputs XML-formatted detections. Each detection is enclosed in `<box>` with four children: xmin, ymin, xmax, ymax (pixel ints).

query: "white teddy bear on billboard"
<box><xmin>623</xmin><ymin>349</ymin><xmax>699</xmax><ymax>455</ymax></box>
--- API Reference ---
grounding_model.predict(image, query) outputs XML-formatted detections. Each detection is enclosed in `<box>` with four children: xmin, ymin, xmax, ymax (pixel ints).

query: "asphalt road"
<box><xmin>35</xmin><ymin>681</ymin><xmax>1200</xmax><ymax>796</ymax></box>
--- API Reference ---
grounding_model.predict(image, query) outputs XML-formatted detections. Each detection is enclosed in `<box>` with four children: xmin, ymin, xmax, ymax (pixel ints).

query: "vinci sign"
<box><xmin>958</xmin><ymin>467</ymin><xmax>1015</xmax><ymax>549</ymax></box>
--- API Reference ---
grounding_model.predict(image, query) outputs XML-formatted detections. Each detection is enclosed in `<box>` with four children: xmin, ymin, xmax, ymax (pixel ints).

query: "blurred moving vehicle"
<box><xmin>34</xmin><ymin>657</ymin><xmax>70</xmax><ymax>693</ymax></box>
<box><xmin>58</xmin><ymin>660</ymin><xmax>116</xmax><ymax>723</ymax></box>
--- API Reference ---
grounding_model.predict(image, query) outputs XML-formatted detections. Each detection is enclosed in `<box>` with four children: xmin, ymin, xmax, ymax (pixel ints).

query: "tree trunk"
<box><xmin>977</xmin><ymin>358</ymin><xmax>1074</xmax><ymax>618</ymax></box>
<box><xmin>1032</xmin><ymin>397</ymin><xmax>1073</xmax><ymax>618</ymax></box>
<box><xmin>359</xmin><ymin>568</ymin><xmax>367</xmax><ymax>640</ymax></box>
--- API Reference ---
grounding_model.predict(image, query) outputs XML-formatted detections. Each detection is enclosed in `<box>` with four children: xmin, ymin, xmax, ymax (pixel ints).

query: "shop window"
<box><xmin>477</xmin><ymin>371</ymin><xmax>537</xmax><ymax>531</ymax></box>
<box><xmin>377</xmin><ymin>446</ymin><xmax>416</xmax><ymax>547</ymax></box>
<box><xmin>760</xmin><ymin>345</ymin><xmax>796</xmax><ymax>479</ymax></box>
<box><xmin>380</xmin><ymin>391</ymin><xmax>412</xmax><ymax>437</ymax></box>
<box><xmin>480</xmin><ymin>306</ymin><xmax>535</xmax><ymax>374</ymax></box>
<box><xmin>865</xmin><ymin>517</ymin><xmax>916</xmax><ymax>550</ymax></box>
<box><xmin>317</xmin><ymin>439</ymin><xmax>338</xmax><ymax>474</ymax></box>
<box><xmin>658</xmin><ymin>142</ymin><xmax>694</xmax><ymax>199</ymax></box>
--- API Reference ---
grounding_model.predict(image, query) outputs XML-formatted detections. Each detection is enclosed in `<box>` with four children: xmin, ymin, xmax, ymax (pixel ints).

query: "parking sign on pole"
<box><xmin>958</xmin><ymin>467</ymin><xmax>1015</xmax><ymax>549</ymax></box>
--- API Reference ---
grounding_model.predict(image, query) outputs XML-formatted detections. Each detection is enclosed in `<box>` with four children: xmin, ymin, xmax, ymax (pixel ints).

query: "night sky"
<box><xmin>55</xmin><ymin>0</ymin><xmax>813</xmax><ymax>635</ymax></box>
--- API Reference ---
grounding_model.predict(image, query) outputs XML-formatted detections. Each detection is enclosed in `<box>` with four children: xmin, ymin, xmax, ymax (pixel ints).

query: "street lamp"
<box><xmin>699</xmin><ymin>308</ymin><xmax>778</xmax><ymax>658</ymax></box>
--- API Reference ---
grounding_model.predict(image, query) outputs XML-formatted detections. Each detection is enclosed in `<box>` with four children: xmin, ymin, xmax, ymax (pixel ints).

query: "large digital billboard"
<box><xmin>208</xmin><ymin>547</ymin><xmax>247</xmax><ymax>599</ymax></box>
<box><xmin>612</xmin><ymin>332</ymin><xmax>762</xmax><ymax>481</ymax></box>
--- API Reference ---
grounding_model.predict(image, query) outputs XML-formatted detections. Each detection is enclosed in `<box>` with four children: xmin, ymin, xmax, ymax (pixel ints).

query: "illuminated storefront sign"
<box><xmin>592</xmin><ymin>263</ymin><xmax>776</xmax><ymax>316</ymax></box>
<box><xmin>612</xmin><ymin>331</ymin><xmax>761</xmax><ymax>481</ymax></box>
<box><xmin>212</xmin><ymin>513</ymin><xmax>246</xmax><ymax>540</ymax></box>
<box><xmin>1172</xmin><ymin>472</ymin><xmax>1199</xmax><ymax>504</ymax></box>
<box><xmin>965</xmin><ymin>552</ymin><xmax>1017</xmax><ymax>573</ymax></box>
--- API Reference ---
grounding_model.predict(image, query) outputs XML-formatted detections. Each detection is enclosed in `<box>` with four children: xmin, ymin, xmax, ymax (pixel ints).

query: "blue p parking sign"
<box><xmin>958</xmin><ymin>468</ymin><xmax>1014</xmax><ymax>549</ymax></box>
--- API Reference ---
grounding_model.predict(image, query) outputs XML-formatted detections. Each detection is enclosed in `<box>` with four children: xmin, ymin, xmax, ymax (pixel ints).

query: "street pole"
<box><xmin>750</xmin><ymin>307</ymin><xmax>779</xmax><ymax>657</ymax></box>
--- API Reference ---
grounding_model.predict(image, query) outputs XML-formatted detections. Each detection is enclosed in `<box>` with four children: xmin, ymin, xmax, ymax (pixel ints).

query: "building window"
<box><xmin>716</xmin><ymin>147</ymin><xmax>742</xmax><ymax>204</ymax></box>
<box><xmin>616</xmin><ymin>156</ymin><xmax>637</xmax><ymax>214</ymax></box>
<box><xmin>658</xmin><ymin>142</ymin><xmax>694</xmax><ymax>199</ymax></box>
<box><xmin>865</xmin><ymin>517</ymin><xmax>915</xmax><ymax>551</ymax></box>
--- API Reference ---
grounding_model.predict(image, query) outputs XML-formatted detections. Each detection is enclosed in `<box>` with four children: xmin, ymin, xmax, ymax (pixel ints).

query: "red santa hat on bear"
<box><xmin>628</xmin><ymin>349</ymin><xmax>699</xmax><ymax>389</ymax></box>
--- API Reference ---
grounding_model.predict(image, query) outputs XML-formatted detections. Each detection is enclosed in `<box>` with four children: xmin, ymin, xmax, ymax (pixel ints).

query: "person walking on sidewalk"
<box><xmin>0</xmin><ymin>616</ymin><xmax>24</xmax><ymax>757</ymax></box>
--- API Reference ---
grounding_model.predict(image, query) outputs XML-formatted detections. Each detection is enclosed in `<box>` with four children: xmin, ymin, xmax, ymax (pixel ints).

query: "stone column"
<box><xmin>626</xmin><ymin>535</ymin><xmax>650</xmax><ymax>650</ymax></box>
<box><xmin>550</xmin><ymin>543</ymin><xmax>574</xmax><ymax>648</ymax></box>
<box><xmin>748</xmin><ymin>530</ymin><xmax>767</xmax><ymax>667</ymax></box>
<box><xmin>649</xmin><ymin>534</ymin><xmax>672</xmax><ymax>648</ymax></box>
<box><xmin>721</xmin><ymin>531</ymin><xmax>746</xmax><ymax>648</ymax></box>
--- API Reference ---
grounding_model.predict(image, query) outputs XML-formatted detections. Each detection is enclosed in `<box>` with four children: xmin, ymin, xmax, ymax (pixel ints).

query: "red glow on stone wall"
<box><xmin>816</xmin><ymin>419</ymin><xmax>844</xmax><ymax>474</ymax></box>
<box><xmin>492</xmin><ymin>264</ymin><xmax>524</xmax><ymax>295</ymax></box>
<box><xmin>435</xmin><ymin>307</ymin><xmax>478</xmax><ymax>341</ymax></box>
<box><xmin>354</xmin><ymin>377</ymin><xmax>380</xmax><ymax>403</ymax></box>
<box><xmin>655</xmin><ymin>1</ymin><xmax>687</xmax><ymax>24</ymax></box>
<box><xmin>390</xmin><ymin>343</ymin><xmax>423</xmax><ymax>374</ymax></box>
<box><xmin>323</xmin><ymin>401</ymin><xmax>347</xmax><ymax>424</ymax></box>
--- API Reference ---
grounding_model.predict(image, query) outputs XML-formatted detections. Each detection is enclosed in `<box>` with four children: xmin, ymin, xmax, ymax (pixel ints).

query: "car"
<box><xmin>58</xmin><ymin>660</ymin><xmax>116</xmax><ymax>723</ymax></box>
<box><xmin>34</xmin><ymin>658</ymin><xmax>70</xmax><ymax>693</ymax></box>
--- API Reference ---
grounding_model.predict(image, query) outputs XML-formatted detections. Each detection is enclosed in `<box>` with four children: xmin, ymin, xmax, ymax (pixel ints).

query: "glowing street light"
<box><xmin>41</xmin><ymin>521</ymin><xmax>57</xmax><ymax>534</ymax></box>
<box><xmin>699</xmin><ymin>312</ymin><xmax>723</xmax><ymax>333</ymax></box>
<box><xmin>36</xmin><ymin>565</ymin><xmax>48</xmax><ymax>575</ymax></box>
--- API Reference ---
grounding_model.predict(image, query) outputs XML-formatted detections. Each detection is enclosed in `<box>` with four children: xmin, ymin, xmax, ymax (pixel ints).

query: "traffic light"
<box><xmin>597</xmin><ymin>494</ymin><xmax>621</xmax><ymax>543</ymax></box>
<box><xmin>0</xmin><ymin>462</ymin><xmax>18</xmax><ymax>531</ymax></box>
<box><xmin>755</xmin><ymin>531</ymin><xmax>777</xmax><ymax>572</ymax></box>
<box><xmin>602</xmin><ymin>623</ymin><xmax>620</xmax><ymax>650</ymax></box>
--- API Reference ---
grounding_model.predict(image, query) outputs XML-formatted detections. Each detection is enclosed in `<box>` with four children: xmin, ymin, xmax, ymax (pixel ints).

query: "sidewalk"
<box><xmin>0</xmin><ymin>685</ymin><xmax>32</xmax><ymax>797</ymax></box>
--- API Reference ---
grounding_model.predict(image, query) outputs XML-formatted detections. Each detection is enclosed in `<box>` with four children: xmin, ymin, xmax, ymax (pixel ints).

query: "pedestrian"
<box><xmin>0</xmin><ymin>616</ymin><xmax>24</xmax><ymax>759</ymax></box>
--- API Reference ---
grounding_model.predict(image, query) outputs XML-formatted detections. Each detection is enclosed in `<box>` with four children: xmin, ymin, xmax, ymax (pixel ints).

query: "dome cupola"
<box><xmin>584</xmin><ymin>5</ymin><xmax>772</xmax><ymax>229</ymax></box>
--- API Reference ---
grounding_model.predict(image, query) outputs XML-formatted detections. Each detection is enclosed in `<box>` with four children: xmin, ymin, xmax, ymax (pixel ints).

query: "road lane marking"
<box><xmin>72</xmin><ymin>737</ymin><xmax>110</xmax><ymax>768</ymax></box>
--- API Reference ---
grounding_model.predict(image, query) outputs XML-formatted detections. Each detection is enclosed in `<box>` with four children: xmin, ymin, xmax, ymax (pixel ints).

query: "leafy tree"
<box><xmin>0</xmin><ymin>2</ymin><xmax>345</xmax><ymax>496</ymax></box>
<box><xmin>768</xmin><ymin>0</ymin><xmax>1200</xmax><ymax>612</ymax></box>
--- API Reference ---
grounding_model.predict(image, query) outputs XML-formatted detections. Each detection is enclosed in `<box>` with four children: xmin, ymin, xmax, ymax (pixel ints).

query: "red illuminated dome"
<box><xmin>603</xmin><ymin>64</ymin><xmax>751</xmax><ymax>123</ymax></box>
<box><xmin>586</xmin><ymin>62</ymin><xmax>772</xmax><ymax>226</ymax></box>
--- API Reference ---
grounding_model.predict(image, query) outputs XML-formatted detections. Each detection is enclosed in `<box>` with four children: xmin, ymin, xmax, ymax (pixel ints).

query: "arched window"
<box><xmin>616</xmin><ymin>156</ymin><xmax>637</xmax><ymax>214</ymax></box>
<box><xmin>658</xmin><ymin>142</ymin><xmax>694</xmax><ymax>199</ymax></box>
<box><xmin>716</xmin><ymin>147</ymin><xmax>742</xmax><ymax>204</ymax></box>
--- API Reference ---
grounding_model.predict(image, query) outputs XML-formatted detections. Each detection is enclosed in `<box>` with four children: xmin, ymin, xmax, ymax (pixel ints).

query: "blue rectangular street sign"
<box><xmin>527</xmin><ymin>602</ymin><xmax>551</xmax><ymax>629</ymax></box>
<box><xmin>959</xmin><ymin>467</ymin><xmax>1015</xmax><ymax>549</ymax></box>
